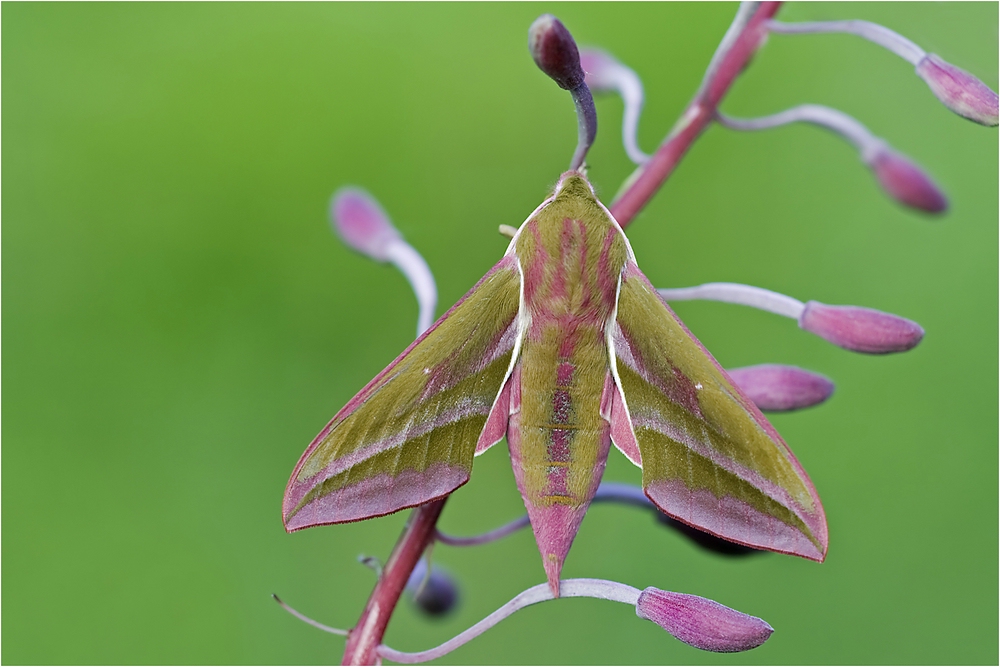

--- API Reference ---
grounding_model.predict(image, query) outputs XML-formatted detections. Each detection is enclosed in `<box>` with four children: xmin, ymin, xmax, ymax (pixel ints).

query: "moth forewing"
<box><xmin>282</xmin><ymin>256</ymin><xmax>522</xmax><ymax>531</ymax></box>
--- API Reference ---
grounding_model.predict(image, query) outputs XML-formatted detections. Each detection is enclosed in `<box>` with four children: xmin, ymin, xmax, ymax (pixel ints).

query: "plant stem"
<box><xmin>341</xmin><ymin>498</ymin><xmax>448</xmax><ymax>665</ymax></box>
<box><xmin>611</xmin><ymin>1</ymin><xmax>783</xmax><ymax>228</ymax></box>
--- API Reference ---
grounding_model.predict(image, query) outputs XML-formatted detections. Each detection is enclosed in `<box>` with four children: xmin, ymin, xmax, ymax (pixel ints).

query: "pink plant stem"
<box><xmin>611</xmin><ymin>2</ymin><xmax>783</xmax><ymax>228</ymax></box>
<box><xmin>341</xmin><ymin>498</ymin><xmax>448</xmax><ymax>665</ymax></box>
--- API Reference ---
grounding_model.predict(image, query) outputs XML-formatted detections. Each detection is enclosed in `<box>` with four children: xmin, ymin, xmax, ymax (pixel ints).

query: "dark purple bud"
<box><xmin>868</xmin><ymin>148</ymin><xmax>948</xmax><ymax>214</ymax></box>
<box><xmin>727</xmin><ymin>364</ymin><xmax>835</xmax><ymax>412</ymax></box>
<box><xmin>636</xmin><ymin>588</ymin><xmax>773</xmax><ymax>652</ymax></box>
<box><xmin>799</xmin><ymin>301</ymin><xmax>924</xmax><ymax>354</ymax></box>
<box><xmin>655</xmin><ymin>512</ymin><xmax>762</xmax><ymax>557</ymax></box>
<box><xmin>916</xmin><ymin>54</ymin><xmax>999</xmax><ymax>127</ymax></box>
<box><xmin>331</xmin><ymin>187</ymin><xmax>402</xmax><ymax>262</ymax></box>
<box><xmin>528</xmin><ymin>15</ymin><xmax>586</xmax><ymax>91</ymax></box>
<box><xmin>406</xmin><ymin>560</ymin><xmax>459</xmax><ymax>617</ymax></box>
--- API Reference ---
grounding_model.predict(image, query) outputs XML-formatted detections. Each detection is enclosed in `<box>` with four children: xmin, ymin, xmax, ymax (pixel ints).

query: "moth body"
<box><xmin>504</xmin><ymin>174</ymin><xmax>629</xmax><ymax>593</ymax></box>
<box><xmin>283</xmin><ymin>171</ymin><xmax>827</xmax><ymax>598</ymax></box>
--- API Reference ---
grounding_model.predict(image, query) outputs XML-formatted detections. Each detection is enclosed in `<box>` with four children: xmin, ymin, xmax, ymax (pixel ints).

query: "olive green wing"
<box><xmin>608</xmin><ymin>262</ymin><xmax>828</xmax><ymax>560</ymax></box>
<box><xmin>283</xmin><ymin>256</ymin><xmax>522</xmax><ymax>531</ymax></box>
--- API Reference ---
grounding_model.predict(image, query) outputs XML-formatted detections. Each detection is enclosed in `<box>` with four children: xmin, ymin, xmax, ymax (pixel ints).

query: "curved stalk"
<box><xmin>611</xmin><ymin>2</ymin><xmax>783</xmax><ymax>228</ymax></box>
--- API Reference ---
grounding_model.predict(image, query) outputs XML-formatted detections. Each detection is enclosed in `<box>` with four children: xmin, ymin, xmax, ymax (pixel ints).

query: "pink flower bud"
<box><xmin>579</xmin><ymin>49</ymin><xmax>618</xmax><ymax>91</ymax></box>
<box><xmin>868</xmin><ymin>148</ymin><xmax>948</xmax><ymax>214</ymax></box>
<box><xmin>727</xmin><ymin>364</ymin><xmax>834</xmax><ymax>412</ymax></box>
<box><xmin>916</xmin><ymin>54</ymin><xmax>999</xmax><ymax>127</ymax></box>
<box><xmin>635</xmin><ymin>588</ymin><xmax>773</xmax><ymax>653</ymax></box>
<box><xmin>528</xmin><ymin>15</ymin><xmax>585</xmax><ymax>91</ymax></box>
<box><xmin>799</xmin><ymin>301</ymin><xmax>924</xmax><ymax>354</ymax></box>
<box><xmin>330</xmin><ymin>187</ymin><xmax>402</xmax><ymax>262</ymax></box>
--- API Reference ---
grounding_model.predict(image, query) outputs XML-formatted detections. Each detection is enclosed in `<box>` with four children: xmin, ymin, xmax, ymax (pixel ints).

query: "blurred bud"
<box><xmin>727</xmin><ymin>364</ymin><xmax>835</xmax><ymax>412</ymax></box>
<box><xmin>717</xmin><ymin>105</ymin><xmax>948</xmax><ymax>213</ymax></box>
<box><xmin>331</xmin><ymin>186</ymin><xmax>438</xmax><ymax>337</ymax></box>
<box><xmin>580</xmin><ymin>48</ymin><xmax>649</xmax><ymax>165</ymax></box>
<box><xmin>799</xmin><ymin>301</ymin><xmax>924</xmax><ymax>354</ymax></box>
<box><xmin>868</xmin><ymin>148</ymin><xmax>948</xmax><ymax>214</ymax></box>
<box><xmin>330</xmin><ymin>187</ymin><xmax>402</xmax><ymax>262</ymax></box>
<box><xmin>528</xmin><ymin>15</ymin><xmax>586</xmax><ymax>90</ymax></box>
<box><xmin>635</xmin><ymin>588</ymin><xmax>773</xmax><ymax>653</ymax></box>
<box><xmin>916</xmin><ymin>54</ymin><xmax>999</xmax><ymax>127</ymax></box>
<box><xmin>655</xmin><ymin>512</ymin><xmax>762</xmax><ymax>557</ymax></box>
<box><xmin>406</xmin><ymin>559</ymin><xmax>459</xmax><ymax>617</ymax></box>
<box><xmin>579</xmin><ymin>49</ymin><xmax>620</xmax><ymax>92</ymax></box>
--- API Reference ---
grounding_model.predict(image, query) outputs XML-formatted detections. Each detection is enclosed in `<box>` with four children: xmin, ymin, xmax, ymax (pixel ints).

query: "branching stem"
<box><xmin>341</xmin><ymin>498</ymin><xmax>447</xmax><ymax>665</ymax></box>
<box><xmin>611</xmin><ymin>2</ymin><xmax>783</xmax><ymax>228</ymax></box>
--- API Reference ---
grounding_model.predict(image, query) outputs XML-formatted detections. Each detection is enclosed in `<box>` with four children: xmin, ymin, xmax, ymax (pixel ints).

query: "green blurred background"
<box><xmin>4</xmin><ymin>3</ymin><xmax>996</xmax><ymax>664</ymax></box>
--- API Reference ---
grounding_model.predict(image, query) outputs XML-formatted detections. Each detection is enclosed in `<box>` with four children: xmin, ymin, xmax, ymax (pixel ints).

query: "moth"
<box><xmin>282</xmin><ymin>170</ymin><xmax>828</xmax><ymax>596</ymax></box>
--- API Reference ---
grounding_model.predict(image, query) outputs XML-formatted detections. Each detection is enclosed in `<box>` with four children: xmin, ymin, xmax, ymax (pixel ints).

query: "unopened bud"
<box><xmin>529</xmin><ymin>15</ymin><xmax>585</xmax><ymax>91</ymax></box>
<box><xmin>727</xmin><ymin>364</ymin><xmax>834</xmax><ymax>412</ymax></box>
<box><xmin>331</xmin><ymin>187</ymin><xmax>402</xmax><ymax>262</ymax></box>
<box><xmin>799</xmin><ymin>301</ymin><xmax>924</xmax><ymax>354</ymax></box>
<box><xmin>406</xmin><ymin>559</ymin><xmax>459</xmax><ymax>617</ymax></box>
<box><xmin>916</xmin><ymin>54</ymin><xmax>999</xmax><ymax>127</ymax></box>
<box><xmin>868</xmin><ymin>148</ymin><xmax>948</xmax><ymax>214</ymax></box>
<box><xmin>635</xmin><ymin>588</ymin><xmax>773</xmax><ymax>653</ymax></box>
<box><xmin>579</xmin><ymin>49</ymin><xmax>619</xmax><ymax>92</ymax></box>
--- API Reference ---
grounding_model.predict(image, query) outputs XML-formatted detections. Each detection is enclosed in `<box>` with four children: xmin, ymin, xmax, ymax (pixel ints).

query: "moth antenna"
<box><xmin>272</xmin><ymin>594</ymin><xmax>349</xmax><ymax>637</ymax></box>
<box><xmin>529</xmin><ymin>15</ymin><xmax>597</xmax><ymax>171</ymax></box>
<box><xmin>498</xmin><ymin>224</ymin><xmax>518</xmax><ymax>239</ymax></box>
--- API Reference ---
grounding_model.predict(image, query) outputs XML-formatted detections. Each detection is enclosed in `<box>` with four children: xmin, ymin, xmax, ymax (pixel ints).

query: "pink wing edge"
<box><xmin>606</xmin><ymin>262</ymin><xmax>829</xmax><ymax>561</ymax></box>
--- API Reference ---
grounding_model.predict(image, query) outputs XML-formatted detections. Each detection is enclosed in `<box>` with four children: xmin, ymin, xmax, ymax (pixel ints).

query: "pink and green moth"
<box><xmin>282</xmin><ymin>169</ymin><xmax>828</xmax><ymax>596</ymax></box>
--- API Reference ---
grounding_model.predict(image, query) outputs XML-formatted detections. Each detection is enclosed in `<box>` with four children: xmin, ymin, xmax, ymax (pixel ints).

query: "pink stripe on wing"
<box><xmin>285</xmin><ymin>463</ymin><xmax>469</xmax><ymax>531</ymax></box>
<box><xmin>631</xmin><ymin>410</ymin><xmax>820</xmax><ymax>530</ymax></box>
<box><xmin>646</xmin><ymin>478</ymin><xmax>824</xmax><ymax>561</ymax></box>
<box><xmin>284</xmin><ymin>401</ymin><xmax>490</xmax><ymax>519</ymax></box>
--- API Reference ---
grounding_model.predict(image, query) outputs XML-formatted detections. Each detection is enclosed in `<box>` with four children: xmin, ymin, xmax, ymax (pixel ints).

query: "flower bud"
<box><xmin>528</xmin><ymin>15</ymin><xmax>586</xmax><ymax>91</ymax></box>
<box><xmin>868</xmin><ymin>148</ymin><xmax>947</xmax><ymax>214</ymax></box>
<box><xmin>916</xmin><ymin>54</ymin><xmax>999</xmax><ymax>127</ymax></box>
<box><xmin>579</xmin><ymin>49</ymin><xmax>619</xmax><ymax>92</ymax></box>
<box><xmin>727</xmin><ymin>364</ymin><xmax>834</xmax><ymax>412</ymax></box>
<box><xmin>406</xmin><ymin>559</ymin><xmax>459</xmax><ymax>617</ymax></box>
<box><xmin>635</xmin><ymin>588</ymin><xmax>773</xmax><ymax>653</ymax></box>
<box><xmin>330</xmin><ymin>187</ymin><xmax>402</xmax><ymax>262</ymax></box>
<box><xmin>799</xmin><ymin>301</ymin><xmax>924</xmax><ymax>354</ymax></box>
